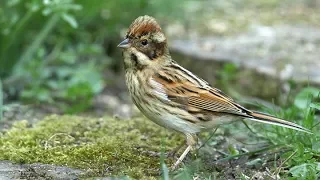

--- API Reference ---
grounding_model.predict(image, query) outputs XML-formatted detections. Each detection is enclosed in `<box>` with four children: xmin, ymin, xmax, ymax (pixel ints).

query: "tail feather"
<box><xmin>248</xmin><ymin>111</ymin><xmax>312</xmax><ymax>134</ymax></box>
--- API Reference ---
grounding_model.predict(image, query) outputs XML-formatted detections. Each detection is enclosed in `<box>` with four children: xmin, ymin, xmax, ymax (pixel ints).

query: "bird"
<box><xmin>117</xmin><ymin>15</ymin><xmax>312</xmax><ymax>169</ymax></box>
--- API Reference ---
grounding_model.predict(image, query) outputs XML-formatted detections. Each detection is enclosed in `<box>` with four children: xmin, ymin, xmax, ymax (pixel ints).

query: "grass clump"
<box><xmin>0</xmin><ymin>115</ymin><xmax>183</xmax><ymax>179</ymax></box>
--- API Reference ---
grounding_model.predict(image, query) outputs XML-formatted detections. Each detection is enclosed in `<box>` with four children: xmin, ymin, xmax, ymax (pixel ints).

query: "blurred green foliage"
<box><xmin>0</xmin><ymin>0</ymin><xmax>181</xmax><ymax>113</ymax></box>
<box><xmin>294</xmin><ymin>87</ymin><xmax>320</xmax><ymax>109</ymax></box>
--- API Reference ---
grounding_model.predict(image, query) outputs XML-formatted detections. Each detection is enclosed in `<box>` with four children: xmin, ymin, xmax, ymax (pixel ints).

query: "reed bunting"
<box><xmin>118</xmin><ymin>15</ymin><xmax>311</xmax><ymax>169</ymax></box>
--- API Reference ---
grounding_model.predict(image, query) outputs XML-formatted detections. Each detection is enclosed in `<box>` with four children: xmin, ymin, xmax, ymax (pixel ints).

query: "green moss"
<box><xmin>0</xmin><ymin>115</ymin><xmax>184</xmax><ymax>179</ymax></box>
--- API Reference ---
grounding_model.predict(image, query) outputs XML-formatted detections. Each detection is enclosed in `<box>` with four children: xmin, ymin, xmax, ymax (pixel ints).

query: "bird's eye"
<box><xmin>141</xmin><ymin>39</ymin><xmax>148</xmax><ymax>46</ymax></box>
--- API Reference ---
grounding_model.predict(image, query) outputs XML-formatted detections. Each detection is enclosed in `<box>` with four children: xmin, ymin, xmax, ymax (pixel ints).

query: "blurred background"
<box><xmin>1</xmin><ymin>0</ymin><xmax>320</xmax><ymax>119</ymax></box>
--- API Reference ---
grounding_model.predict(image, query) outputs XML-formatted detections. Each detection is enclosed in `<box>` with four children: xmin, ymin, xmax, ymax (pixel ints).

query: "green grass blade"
<box><xmin>161</xmin><ymin>161</ymin><xmax>169</xmax><ymax>180</ymax></box>
<box><xmin>0</xmin><ymin>78</ymin><xmax>2</xmax><ymax>121</ymax></box>
<box><xmin>160</xmin><ymin>136</ymin><xmax>169</xmax><ymax>180</ymax></box>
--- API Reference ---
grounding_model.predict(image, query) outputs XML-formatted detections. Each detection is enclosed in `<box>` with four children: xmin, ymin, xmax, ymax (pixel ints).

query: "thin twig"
<box><xmin>44</xmin><ymin>133</ymin><xmax>74</xmax><ymax>150</ymax></box>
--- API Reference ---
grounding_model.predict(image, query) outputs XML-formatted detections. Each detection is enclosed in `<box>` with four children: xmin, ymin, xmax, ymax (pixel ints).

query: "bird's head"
<box><xmin>118</xmin><ymin>15</ymin><xmax>170</xmax><ymax>70</ymax></box>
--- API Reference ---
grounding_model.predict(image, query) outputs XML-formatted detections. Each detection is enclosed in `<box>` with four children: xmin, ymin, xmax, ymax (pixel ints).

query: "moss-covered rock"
<box><xmin>0</xmin><ymin>115</ymin><xmax>184</xmax><ymax>179</ymax></box>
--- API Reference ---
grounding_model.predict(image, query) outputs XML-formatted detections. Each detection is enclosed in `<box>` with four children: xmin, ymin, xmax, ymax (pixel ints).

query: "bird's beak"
<box><xmin>117</xmin><ymin>38</ymin><xmax>130</xmax><ymax>49</ymax></box>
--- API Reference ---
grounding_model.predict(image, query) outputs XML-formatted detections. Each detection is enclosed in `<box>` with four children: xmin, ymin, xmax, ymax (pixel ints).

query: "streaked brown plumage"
<box><xmin>118</xmin><ymin>15</ymin><xmax>311</xmax><ymax>169</ymax></box>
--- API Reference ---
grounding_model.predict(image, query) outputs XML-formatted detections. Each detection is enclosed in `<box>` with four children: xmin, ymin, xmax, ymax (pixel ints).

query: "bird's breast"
<box><xmin>125</xmin><ymin>71</ymin><xmax>201</xmax><ymax>134</ymax></box>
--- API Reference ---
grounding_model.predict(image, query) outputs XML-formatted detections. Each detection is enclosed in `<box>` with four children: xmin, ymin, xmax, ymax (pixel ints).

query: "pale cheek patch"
<box><xmin>131</xmin><ymin>48</ymin><xmax>151</xmax><ymax>64</ymax></box>
<box><xmin>149</xmin><ymin>78</ymin><xmax>170</xmax><ymax>101</ymax></box>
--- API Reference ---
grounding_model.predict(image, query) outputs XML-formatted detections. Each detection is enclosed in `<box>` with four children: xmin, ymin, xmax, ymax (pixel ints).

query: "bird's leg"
<box><xmin>171</xmin><ymin>134</ymin><xmax>197</xmax><ymax>170</ymax></box>
<box><xmin>171</xmin><ymin>145</ymin><xmax>192</xmax><ymax>170</ymax></box>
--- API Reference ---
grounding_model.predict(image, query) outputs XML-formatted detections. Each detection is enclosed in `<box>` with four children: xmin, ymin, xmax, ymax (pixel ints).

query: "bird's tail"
<box><xmin>247</xmin><ymin>111</ymin><xmax>312</xmax><ymax>134</ymax></box>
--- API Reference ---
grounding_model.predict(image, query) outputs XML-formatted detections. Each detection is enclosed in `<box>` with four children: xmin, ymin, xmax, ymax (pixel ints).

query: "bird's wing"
<box><xmin>150</xmin><ymin>69</ymin><xmax>249</xmax><ymax>116</ymax></box>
